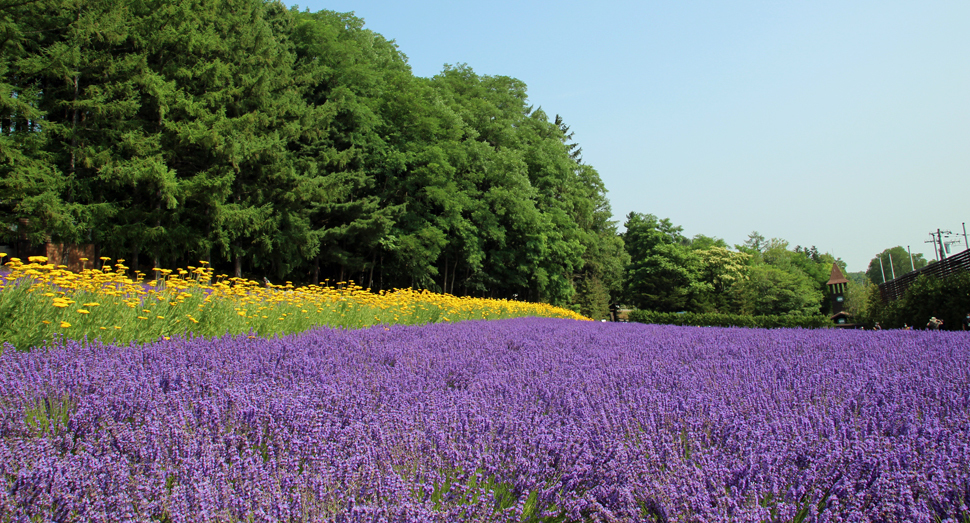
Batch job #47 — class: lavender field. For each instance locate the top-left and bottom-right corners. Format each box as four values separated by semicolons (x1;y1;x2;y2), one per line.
2;319;969;522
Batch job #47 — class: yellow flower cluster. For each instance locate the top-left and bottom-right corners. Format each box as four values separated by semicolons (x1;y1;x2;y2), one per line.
0;253;588;338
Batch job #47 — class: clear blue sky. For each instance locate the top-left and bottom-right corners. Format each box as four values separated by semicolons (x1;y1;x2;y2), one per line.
296;0;970;272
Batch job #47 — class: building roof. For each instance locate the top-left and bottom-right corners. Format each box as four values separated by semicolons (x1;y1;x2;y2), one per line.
826;263;849;285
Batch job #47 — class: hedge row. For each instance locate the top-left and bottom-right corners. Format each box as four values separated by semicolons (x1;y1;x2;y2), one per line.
626;310;831;329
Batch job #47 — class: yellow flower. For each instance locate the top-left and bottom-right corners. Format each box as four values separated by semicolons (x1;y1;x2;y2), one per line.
156;315;164;319
42;320;51;325
60;321;71;328
28;256;48;263
83;302;100;307
137;316;148;320
114;326;122;330
77;309;90;314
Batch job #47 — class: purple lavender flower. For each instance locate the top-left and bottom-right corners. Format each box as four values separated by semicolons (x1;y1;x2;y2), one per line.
0;319;968;521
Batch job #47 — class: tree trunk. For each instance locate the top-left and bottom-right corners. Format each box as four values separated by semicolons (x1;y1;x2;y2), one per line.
69;4;81;175
204;209;212;264
69;79;79;174
153;193;161;270
234;241;242;278
442;254;448;293
313;256;320;285
449;259;458;294
368;251;376;290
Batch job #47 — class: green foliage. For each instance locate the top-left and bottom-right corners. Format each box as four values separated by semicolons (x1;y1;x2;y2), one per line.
1;1;627;309
692;245;750;313
290;9;405;282
622;222;838;318
573;274;610;320
627;309;830;329
866;246;928;284
23;393;75;436
843;278;875;324
623;212;701;312
734;264;822;317
873;272;970;330
424;467;571;522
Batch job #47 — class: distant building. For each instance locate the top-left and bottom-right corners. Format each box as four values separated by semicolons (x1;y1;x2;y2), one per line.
826;263;855;327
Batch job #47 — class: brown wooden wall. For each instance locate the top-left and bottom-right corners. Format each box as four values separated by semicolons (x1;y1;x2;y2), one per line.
879;248;970;302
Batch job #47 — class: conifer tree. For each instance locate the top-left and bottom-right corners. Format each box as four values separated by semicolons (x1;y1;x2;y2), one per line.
141;0;305;276
290;9;404;284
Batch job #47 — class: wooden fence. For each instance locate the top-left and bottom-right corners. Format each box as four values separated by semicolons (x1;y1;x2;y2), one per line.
878;248;970;302
0;241;96;273
43;243;97;272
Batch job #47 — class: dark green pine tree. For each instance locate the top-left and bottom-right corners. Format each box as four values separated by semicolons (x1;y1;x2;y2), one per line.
290;9;404;285
0;0;95;250
37;0;179;269
140;0;307;277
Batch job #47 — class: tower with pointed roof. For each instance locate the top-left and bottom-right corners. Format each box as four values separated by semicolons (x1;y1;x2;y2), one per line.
826;263;849;322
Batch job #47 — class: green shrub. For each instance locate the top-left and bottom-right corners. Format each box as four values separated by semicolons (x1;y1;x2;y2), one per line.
627;310;830;329
876;271;970;330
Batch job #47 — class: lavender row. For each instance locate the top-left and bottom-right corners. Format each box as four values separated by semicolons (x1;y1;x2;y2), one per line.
1;319;969;522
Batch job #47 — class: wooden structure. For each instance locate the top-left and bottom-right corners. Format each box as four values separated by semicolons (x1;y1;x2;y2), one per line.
3;218;97;273
43;243;97;272
826;263;854;327
878;248;970;302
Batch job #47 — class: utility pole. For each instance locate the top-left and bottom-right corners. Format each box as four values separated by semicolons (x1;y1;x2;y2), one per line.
936;229;946;261
907;245;915;272
926;233;939;262
927;228;962;261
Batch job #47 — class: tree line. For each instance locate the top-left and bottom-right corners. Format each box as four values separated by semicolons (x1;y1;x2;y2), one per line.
0;0;627;314
2;0;856;320
622;213;846;318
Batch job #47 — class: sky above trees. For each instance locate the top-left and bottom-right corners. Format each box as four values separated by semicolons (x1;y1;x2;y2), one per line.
303;0;970;271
